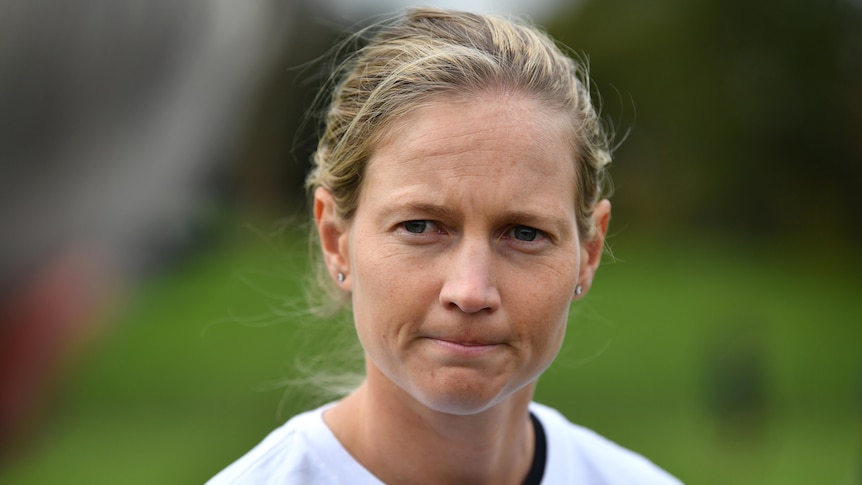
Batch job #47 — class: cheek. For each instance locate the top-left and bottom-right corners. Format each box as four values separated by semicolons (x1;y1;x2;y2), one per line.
352;233;443;299
355;249;417;305
524;306;570;383
529;302;570;353
512;266;576;350
349;242;432;339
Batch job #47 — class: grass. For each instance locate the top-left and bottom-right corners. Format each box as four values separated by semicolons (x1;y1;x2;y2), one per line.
2;226;859;484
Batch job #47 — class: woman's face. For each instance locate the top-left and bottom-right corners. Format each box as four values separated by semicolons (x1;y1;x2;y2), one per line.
316;91;609;415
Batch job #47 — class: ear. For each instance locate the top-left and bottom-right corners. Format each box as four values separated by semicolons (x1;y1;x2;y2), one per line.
574;199;611;299
314;187;352;290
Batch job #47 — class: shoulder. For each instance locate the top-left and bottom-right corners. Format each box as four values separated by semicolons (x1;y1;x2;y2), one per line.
205;403;382;485
530;402;683;484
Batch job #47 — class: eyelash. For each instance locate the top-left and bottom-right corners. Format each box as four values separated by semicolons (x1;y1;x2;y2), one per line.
400;220;442;234
398;221;548;244
503;225;546;243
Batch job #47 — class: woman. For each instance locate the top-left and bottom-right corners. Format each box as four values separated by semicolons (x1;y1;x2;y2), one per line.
209;8;681;484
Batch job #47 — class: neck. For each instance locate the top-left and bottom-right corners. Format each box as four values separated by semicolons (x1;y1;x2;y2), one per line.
324;363;537;485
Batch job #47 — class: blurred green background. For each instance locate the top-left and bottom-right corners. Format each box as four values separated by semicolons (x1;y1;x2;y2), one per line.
2;0;860;483
2;229;859;484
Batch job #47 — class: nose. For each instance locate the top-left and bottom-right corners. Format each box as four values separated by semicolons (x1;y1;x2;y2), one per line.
439;240;501;314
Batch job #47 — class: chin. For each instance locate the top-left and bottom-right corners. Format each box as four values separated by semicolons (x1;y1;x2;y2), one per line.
416;391;502;416
408;373;526;416
372;357;537;416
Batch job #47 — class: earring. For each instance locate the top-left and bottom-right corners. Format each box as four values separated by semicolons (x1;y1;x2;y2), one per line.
337;272;345;283
575;285;583;296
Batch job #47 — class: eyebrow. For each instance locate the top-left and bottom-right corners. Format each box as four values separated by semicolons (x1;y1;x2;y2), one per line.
498;210;574;238
379;201;457;221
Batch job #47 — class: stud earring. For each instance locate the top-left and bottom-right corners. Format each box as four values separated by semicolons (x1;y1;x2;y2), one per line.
575;285;583;296
337;272;345;283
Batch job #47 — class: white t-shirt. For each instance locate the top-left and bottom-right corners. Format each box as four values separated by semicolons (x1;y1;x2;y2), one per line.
207;402;682;484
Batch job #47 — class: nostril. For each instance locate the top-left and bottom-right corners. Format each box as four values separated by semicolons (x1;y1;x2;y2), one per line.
440;281;500;314
439;244;500;313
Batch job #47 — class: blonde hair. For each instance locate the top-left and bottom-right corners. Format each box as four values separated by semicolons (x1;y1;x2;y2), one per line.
305;7;612;312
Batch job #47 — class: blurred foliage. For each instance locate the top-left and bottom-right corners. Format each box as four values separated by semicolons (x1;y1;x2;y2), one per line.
544;0;862;242
231;0;862;245
228;2;338;215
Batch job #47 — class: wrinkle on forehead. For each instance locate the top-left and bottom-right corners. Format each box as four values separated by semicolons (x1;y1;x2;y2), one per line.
356;91;579;224
369;91;575;181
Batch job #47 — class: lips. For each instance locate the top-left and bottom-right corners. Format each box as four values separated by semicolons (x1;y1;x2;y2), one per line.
424;334;501;347
425;336;503;357
437;339;496;347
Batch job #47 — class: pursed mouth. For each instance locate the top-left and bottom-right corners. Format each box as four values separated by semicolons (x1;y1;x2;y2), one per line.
426;337;502;348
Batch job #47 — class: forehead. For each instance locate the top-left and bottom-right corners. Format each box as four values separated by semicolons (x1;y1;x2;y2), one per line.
376;90;575;163
358;91;578;213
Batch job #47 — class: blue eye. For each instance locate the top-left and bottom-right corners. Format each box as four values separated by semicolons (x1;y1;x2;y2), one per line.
403;221;429;233
512;226;539;241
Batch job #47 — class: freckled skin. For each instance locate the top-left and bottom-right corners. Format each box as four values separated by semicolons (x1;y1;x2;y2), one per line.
339;92;585;415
